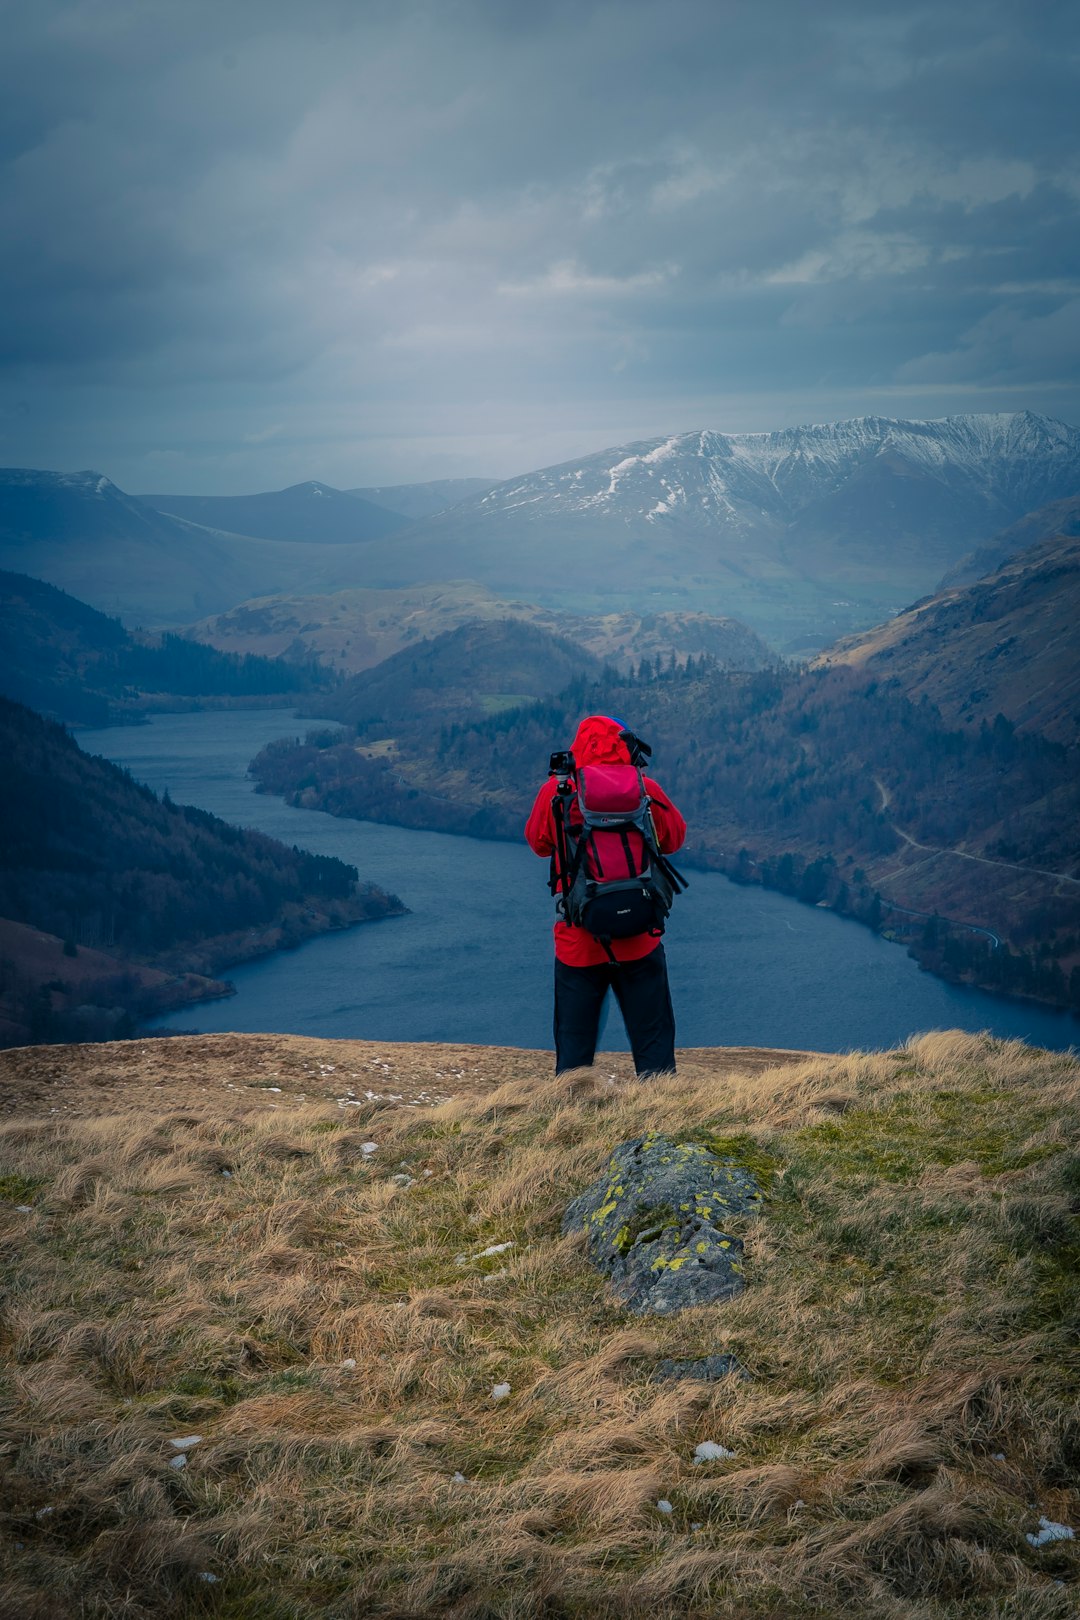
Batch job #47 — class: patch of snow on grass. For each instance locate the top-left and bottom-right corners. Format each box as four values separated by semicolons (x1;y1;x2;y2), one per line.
1027;1517;1074;1547
693;1441;736;1463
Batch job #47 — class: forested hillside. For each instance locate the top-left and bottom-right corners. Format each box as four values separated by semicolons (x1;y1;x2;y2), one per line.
0;698;404;1045
0;571;330;726
303;618;604;731
252;658;1080;1013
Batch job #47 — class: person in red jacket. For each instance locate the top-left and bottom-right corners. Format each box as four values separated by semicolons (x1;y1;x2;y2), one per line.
525;714;686;1077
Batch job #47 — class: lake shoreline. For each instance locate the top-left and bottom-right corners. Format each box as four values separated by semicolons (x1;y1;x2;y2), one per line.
251;765;1080;1025
78;710;1079;1055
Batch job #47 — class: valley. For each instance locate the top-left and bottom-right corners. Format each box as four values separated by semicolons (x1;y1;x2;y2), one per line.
4;409;1079;1036
247;507;1080;1015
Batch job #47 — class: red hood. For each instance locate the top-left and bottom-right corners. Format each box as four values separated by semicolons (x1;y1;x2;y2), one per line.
571;715;632;767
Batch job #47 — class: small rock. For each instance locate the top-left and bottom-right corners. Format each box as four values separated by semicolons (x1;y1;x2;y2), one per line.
15;1205;32;1214
1026;1517;1074;1547
690;1521;703;1532
220;1169;232;1178
362;1142;378;1155
451;1471;468;1484
340;1358;357;1371
169;1454;187;1470
35;1506;54;1519
391;1173;414;1187
991;1451;1006;1461
655;1499;674;1515
491;1382;511;1401
197;1572;218;1583
168;1435;203;1450
693;1441;736;1463
475;1241;514;1258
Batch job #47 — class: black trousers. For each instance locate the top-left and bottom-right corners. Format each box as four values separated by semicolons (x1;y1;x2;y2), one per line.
554;944;676;1077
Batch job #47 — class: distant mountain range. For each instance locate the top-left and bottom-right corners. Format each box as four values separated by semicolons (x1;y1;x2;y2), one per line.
358;412;1080;647
140;480;408;544
0;470;398;623
5;413;1079;643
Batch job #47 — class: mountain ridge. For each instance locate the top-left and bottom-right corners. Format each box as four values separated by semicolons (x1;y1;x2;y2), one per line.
6;412;1079;643
139;480;408;545
0;470;401;624
368;411;1080;647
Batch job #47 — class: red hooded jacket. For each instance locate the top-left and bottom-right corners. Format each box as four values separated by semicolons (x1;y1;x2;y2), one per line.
524;715;687;967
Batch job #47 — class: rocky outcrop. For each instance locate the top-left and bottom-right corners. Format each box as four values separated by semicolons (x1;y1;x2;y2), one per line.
561;1133;765;1315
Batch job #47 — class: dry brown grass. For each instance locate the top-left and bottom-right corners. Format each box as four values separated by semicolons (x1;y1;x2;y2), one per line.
0;1031;1077;1619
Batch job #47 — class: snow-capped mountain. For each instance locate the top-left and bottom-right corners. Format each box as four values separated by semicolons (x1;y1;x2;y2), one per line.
368;412;1080;647
477;413;1079;531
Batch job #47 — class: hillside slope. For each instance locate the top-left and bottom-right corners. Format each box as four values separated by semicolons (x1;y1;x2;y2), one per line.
817;533;1080;749
303;618;603;731
0;570;329;726
941;494;1080;589
189;581;770;675
0;1029;1076;1619
0;698;403;1045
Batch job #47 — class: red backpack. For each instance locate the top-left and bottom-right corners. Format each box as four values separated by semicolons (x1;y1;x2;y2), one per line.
550;763;687;960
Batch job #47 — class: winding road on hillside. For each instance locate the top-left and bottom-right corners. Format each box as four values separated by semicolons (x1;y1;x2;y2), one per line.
869;777;1080;950
873;778;1079;888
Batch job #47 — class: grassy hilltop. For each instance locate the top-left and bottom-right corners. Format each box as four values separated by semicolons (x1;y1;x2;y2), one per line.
0;1031;1077;1619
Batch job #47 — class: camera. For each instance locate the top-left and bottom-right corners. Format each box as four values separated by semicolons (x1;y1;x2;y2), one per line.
549;749;575;776
618;729;652;767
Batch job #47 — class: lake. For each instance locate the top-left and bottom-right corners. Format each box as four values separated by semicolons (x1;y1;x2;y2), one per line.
79;710;1078;1055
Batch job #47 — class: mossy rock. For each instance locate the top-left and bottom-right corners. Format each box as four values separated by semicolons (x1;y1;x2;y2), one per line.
561;1133;765;1315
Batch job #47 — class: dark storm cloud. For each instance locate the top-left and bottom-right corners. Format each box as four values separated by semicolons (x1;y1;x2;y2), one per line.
1;0;1078;489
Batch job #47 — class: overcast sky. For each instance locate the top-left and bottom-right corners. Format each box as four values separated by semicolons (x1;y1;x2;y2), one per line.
2;0;1078;492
